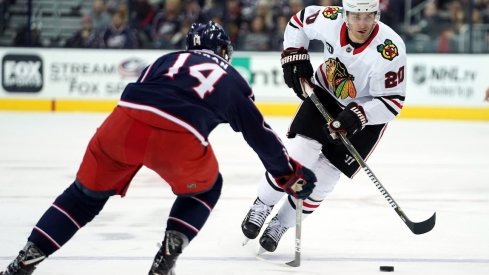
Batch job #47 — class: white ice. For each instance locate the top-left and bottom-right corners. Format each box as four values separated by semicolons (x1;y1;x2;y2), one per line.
0;112;488;275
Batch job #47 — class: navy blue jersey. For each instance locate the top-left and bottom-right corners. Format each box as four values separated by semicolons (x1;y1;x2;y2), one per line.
120;50;293;178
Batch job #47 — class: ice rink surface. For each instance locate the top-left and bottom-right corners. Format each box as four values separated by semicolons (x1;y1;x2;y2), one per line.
0;111;488;275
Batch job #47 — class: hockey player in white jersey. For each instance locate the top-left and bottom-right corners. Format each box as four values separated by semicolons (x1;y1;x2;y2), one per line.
241;0;407;252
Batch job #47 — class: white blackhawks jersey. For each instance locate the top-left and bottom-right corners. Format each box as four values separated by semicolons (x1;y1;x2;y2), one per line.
284;5;407;125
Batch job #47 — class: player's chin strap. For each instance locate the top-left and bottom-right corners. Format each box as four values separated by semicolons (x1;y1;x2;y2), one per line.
299;78;436;235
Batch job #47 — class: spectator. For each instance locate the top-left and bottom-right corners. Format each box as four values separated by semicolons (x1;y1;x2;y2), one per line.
481;0;489;23
468;8;488;52
100;11;138;48
437;25;458;53
270;15;287;51
288;0;304;16
318;0;341;5
168;19;192;49
240;0;257;20
222;0;243;46
271;0;293;17
65;15;100;48
105;0;126;14
116;1;130;23
129;0;155;47
151;0;184;48
13;22;42;47
88;0;111;31
184;0;208;23
207;10;223;26
202;0;225;16
404;0;450;52
239;16;270;51
445;1;466;31
254;0;274;31
130;0;154;29
379;0;404;33
436;0;466;53
0;0;10;34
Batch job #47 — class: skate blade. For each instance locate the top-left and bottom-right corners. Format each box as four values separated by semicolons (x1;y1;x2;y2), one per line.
242;237;250;246
257;246;267;255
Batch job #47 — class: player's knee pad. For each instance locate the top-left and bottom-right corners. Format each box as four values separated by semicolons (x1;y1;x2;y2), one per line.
166;173;222;241
28;181;109;255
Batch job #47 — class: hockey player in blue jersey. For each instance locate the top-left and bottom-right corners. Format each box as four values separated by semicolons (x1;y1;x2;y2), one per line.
0;21;316;275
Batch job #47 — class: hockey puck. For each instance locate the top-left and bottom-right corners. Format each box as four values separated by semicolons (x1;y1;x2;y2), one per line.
379;266;394;272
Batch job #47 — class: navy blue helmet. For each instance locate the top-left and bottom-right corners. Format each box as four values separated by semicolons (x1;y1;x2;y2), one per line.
186;21;233;61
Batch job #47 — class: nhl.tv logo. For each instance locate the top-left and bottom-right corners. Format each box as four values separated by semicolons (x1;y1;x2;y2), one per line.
2;54;43;92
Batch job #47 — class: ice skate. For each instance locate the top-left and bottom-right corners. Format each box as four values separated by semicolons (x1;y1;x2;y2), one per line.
259;216;289;252
241;198;273;243
0;242;46;275
149;231;189;275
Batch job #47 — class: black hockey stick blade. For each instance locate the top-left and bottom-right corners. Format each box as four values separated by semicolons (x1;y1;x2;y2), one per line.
407;212;436;235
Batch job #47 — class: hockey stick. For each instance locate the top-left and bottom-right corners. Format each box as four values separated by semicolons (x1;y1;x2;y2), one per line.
285;197;302;267
299;79;436;235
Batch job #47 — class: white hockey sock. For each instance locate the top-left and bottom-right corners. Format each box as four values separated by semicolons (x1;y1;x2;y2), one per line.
256;172;286;206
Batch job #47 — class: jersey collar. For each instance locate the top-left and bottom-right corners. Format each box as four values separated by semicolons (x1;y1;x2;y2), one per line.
340;22;379;55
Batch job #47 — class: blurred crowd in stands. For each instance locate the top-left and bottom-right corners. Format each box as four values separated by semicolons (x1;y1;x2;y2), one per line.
1;0;489;53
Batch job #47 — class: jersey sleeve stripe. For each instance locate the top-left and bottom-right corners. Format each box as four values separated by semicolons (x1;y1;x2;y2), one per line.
377;97;400;116
385;97;403;109
377;95;405;108
383;95;406;101
292;14;303;28
299;8;305;22
288;21;299;29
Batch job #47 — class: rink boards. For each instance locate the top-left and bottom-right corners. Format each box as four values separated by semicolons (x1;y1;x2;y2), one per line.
0;48;488;120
